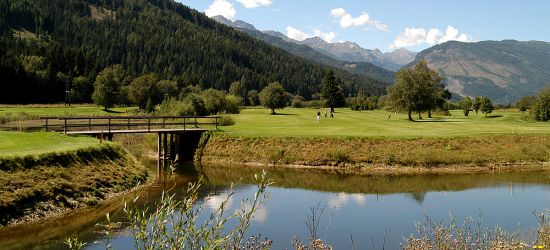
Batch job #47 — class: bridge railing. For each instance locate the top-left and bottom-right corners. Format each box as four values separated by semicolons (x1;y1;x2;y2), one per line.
41;116;220;133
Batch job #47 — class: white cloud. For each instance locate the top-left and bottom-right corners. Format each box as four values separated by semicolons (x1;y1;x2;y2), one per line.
286;26;337;43
390;25;471;49
330;8;388;31
286;26;311;41
328;192;368;210
314;29;337;43
205;0;236;20
236;0;272;8
330;8;346;18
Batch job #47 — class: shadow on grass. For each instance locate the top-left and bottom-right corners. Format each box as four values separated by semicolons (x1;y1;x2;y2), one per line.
415;120;464;123
485;115;503;118
104;109;124;114
270;113;297;116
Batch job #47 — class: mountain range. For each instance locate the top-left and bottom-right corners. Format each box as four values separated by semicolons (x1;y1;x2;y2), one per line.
1;0;549;104
412;40;550;103
211;16;416;72
213;16;550;103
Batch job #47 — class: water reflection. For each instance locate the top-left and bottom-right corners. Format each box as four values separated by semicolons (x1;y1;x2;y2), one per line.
328;192;368;209
0;163;548;250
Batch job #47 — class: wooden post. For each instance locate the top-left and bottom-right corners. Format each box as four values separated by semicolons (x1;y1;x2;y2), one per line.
163;132;168;160
64;119;67;134
108;118;111;133
170;133;175;161
148;118;151;132
89;118;92;131
157;132;162;170
45;118;48;131
175;133;180;160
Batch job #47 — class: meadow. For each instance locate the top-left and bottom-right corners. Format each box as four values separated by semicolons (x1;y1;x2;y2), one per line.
223;107;546;138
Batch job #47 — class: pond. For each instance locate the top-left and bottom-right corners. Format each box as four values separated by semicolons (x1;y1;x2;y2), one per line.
0;163;548;250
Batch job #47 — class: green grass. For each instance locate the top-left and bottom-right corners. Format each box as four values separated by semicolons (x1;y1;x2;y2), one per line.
0;131;101;157
0;104;135;118
223;108;547;138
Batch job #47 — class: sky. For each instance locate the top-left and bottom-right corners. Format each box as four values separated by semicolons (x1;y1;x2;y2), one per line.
177;0;549;52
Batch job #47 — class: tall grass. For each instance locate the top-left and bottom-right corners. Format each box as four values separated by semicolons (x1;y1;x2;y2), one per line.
202;135;550;169
67;170;273;250
402;210;550;249
0;112;40;124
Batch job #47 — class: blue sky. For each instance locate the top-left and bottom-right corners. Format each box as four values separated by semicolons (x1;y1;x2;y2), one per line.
178;0;549;52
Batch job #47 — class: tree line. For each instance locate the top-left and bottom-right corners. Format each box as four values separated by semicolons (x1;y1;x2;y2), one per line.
514;87;550;121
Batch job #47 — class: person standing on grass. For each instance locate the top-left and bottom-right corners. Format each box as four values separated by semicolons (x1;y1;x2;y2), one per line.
316;110;321;123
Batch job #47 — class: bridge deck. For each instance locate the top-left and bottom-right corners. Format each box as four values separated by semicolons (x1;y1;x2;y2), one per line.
40;115;220;135
65;128;209;135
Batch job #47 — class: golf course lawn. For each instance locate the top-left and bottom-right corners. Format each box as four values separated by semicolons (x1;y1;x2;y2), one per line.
0;131;101;157
222;108;548;138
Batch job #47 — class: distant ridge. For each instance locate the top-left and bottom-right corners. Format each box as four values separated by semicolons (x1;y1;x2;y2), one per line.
211;15;395;83
412;40;550;103
211;15;416;72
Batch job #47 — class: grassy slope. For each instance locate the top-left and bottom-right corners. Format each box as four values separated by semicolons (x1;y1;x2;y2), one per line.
223;108;545;138
0;131;100;157
0;131;147;226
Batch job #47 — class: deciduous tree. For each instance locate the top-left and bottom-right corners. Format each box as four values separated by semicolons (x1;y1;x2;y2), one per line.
128;73;161;110
480;96;494;117
530;86;550;121
516;96;536;112
472;96;482;115
259;82;289;114
386;61;444;121
92;65;127;110
461;96;472;116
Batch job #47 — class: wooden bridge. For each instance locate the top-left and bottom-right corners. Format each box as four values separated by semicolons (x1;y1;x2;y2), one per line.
41;116;220;163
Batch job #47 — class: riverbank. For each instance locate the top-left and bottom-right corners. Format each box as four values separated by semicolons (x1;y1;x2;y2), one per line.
200;134;550;173
0;132;148;227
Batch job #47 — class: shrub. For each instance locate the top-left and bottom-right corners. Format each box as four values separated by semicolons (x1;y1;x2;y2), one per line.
224;95;241;114
157;98;194;116
327;149;351;163
247;90;260;106
202;88;226;114
291;96;305;108
217;114;235;126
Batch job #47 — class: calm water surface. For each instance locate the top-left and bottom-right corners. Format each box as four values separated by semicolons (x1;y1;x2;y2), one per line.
0;164;548;250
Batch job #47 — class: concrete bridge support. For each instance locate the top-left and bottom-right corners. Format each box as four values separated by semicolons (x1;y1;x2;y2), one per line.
157;131;204;169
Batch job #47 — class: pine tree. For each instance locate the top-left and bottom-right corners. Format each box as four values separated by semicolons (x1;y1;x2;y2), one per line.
321;70;345;114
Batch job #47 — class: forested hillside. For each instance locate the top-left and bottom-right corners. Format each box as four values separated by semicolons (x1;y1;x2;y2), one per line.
0;0;389;103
